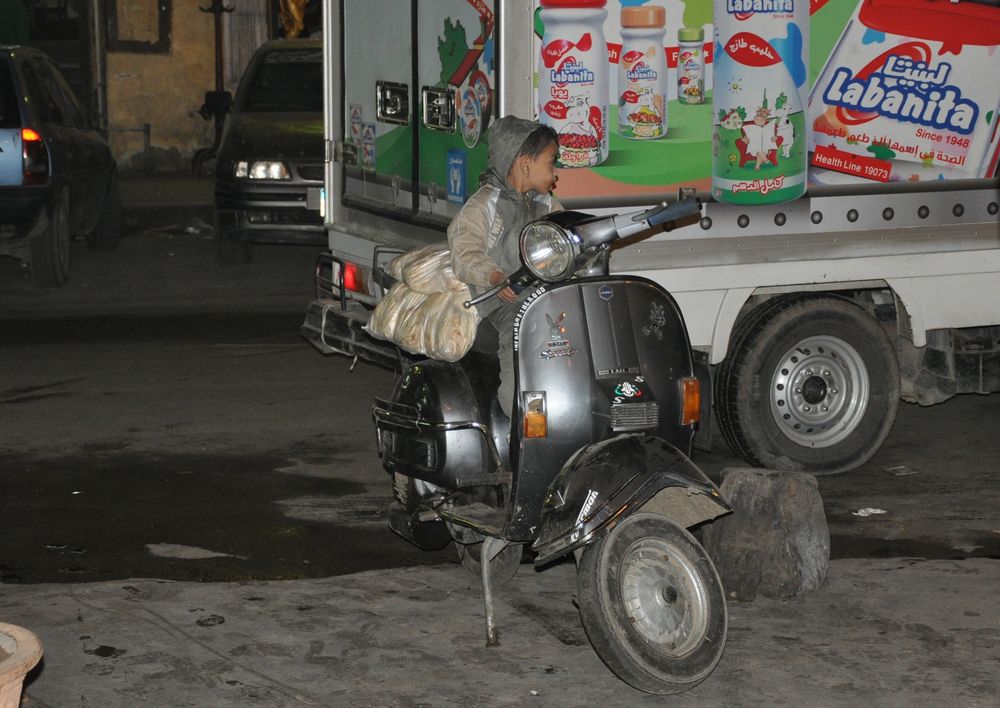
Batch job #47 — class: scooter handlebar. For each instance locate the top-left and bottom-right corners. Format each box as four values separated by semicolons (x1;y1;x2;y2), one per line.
644;196;701;227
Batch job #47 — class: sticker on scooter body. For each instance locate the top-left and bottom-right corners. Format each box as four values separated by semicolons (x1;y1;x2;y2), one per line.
642;301;667;340
539;311;577;359
575;489;600;525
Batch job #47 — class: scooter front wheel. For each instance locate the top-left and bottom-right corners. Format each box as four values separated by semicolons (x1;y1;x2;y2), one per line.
576;513;727;694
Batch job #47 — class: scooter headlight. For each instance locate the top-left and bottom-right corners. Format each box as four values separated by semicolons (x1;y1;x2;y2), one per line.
519;221;578;282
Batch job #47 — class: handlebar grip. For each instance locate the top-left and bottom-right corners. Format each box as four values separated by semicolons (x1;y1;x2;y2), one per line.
646;196;701;227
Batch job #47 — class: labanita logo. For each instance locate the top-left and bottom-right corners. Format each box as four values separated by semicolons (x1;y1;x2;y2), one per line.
727;0;794;16
823;53;979;135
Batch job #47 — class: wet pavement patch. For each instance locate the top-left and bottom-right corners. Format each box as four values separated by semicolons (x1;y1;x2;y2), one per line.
0;449;452;584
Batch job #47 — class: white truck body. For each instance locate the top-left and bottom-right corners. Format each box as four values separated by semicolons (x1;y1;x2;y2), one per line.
305;0;1000;472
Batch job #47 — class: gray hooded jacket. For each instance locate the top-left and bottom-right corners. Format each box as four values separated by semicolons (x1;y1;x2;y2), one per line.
447;116;560;311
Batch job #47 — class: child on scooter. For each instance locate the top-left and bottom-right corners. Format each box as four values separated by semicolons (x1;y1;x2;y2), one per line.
448;116;561;417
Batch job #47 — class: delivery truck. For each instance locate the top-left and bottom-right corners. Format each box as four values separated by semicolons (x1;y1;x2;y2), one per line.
302;0;1000;474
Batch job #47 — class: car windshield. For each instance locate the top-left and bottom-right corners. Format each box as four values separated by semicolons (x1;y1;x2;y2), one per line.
242;49;322;113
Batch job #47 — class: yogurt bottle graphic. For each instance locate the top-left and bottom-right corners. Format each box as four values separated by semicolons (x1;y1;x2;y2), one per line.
677;27;705;105
539;0;608;167
618;5;668;139
712;0;808;204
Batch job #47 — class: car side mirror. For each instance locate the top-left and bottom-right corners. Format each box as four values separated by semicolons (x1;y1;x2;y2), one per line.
199;90;233;120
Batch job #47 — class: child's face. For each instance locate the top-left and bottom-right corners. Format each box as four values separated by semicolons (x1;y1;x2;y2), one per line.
524;143;559;193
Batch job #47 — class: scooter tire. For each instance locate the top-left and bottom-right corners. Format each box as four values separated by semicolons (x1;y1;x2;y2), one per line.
576;513;727;694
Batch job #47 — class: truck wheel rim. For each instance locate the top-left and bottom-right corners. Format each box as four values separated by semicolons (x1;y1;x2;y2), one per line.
620;537;708;655
769;334;869;448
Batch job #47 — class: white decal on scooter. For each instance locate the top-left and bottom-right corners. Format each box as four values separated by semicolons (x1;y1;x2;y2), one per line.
642;301;667;340
576;489;599;525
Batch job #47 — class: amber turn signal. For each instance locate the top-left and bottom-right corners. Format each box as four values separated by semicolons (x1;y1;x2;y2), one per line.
522;391;548;438
680;376;701;426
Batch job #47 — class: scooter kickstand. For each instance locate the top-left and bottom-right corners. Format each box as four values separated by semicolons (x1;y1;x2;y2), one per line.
481;536;506;647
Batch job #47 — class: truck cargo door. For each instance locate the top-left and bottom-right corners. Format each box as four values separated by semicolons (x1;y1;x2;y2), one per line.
415;0;496;222
341;0;416;219
339;0;496;225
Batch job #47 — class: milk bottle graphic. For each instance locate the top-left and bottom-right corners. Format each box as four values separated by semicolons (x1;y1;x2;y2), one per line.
618;5;668;140
712;0;808;204
538;0;609;167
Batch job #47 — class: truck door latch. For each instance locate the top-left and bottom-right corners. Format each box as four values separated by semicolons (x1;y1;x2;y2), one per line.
376;80;409;125
422;87;455;132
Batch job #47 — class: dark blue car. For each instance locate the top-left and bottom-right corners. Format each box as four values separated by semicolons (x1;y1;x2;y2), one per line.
0;45;120;286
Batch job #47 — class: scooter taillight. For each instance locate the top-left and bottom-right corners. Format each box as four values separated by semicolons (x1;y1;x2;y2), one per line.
680;377;701;426
21;127;49;185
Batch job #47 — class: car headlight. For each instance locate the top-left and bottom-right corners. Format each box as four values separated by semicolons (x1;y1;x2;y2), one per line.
519;221;578;282
235;160;291;180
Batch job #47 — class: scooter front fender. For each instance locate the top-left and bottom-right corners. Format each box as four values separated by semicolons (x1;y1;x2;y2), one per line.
531;434;730;566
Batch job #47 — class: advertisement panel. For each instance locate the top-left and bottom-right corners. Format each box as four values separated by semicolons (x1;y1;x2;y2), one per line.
532;0;1000;202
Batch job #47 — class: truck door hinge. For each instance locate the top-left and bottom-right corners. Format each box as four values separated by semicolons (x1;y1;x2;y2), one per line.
331;139;358;166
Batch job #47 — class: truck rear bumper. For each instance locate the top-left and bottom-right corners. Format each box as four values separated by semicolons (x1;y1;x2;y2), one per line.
301;298;407;371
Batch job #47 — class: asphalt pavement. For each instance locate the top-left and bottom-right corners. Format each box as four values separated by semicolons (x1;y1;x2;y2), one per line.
1;174;998;707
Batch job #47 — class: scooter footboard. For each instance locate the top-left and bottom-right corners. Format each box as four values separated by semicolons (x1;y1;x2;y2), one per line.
532;434;730;566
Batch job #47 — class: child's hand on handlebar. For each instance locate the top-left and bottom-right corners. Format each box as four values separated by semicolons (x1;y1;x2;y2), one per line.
489;270;518;303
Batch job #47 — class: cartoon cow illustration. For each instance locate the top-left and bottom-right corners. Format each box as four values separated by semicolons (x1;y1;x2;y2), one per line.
565;96;598;138
775;102;795;159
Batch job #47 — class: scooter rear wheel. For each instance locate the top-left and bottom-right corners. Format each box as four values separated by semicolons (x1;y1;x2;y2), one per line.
577;513;726;694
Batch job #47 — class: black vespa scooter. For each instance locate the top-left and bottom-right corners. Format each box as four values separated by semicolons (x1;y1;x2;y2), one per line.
372;194;731;694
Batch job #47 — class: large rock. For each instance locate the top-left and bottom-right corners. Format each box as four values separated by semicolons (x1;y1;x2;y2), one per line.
702;468;829;602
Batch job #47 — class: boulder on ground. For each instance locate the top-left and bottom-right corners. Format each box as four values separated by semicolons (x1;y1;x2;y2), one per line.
702;468;829;602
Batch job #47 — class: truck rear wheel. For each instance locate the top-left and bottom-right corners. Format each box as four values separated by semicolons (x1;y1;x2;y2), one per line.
715;295;899;474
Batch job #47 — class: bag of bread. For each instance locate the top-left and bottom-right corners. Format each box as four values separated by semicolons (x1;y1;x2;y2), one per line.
366;282;426;342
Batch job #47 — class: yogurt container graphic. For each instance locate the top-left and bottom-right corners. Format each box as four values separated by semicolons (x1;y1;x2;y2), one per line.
677;27;705;105
538;0;609;167
712;0;809;204
808;0;1000;184
618;5;668;139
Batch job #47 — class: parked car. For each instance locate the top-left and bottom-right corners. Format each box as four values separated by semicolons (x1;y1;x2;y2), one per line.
214;39;324;261
0;46;121;287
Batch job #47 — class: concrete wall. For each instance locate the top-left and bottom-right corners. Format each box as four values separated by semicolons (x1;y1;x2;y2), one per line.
106;1;215;173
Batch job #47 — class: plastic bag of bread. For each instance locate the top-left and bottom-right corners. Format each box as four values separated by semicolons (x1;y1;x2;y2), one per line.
427;289;479;361
366;282;426;342
387;244;464;295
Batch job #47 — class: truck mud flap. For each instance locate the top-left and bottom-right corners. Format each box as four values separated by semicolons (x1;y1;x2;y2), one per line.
301;298;406;371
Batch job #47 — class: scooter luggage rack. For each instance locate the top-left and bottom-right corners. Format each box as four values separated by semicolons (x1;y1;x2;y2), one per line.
372;397;509;486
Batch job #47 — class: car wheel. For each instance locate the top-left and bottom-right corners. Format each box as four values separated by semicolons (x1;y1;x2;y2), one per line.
30;191;71;287
86;172;123;250
715;295;900;474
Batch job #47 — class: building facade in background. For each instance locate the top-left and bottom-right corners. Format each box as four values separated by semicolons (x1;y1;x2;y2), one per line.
4;0;319;172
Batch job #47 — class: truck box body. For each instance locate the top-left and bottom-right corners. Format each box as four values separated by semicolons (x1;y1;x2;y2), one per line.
304;0;1000;472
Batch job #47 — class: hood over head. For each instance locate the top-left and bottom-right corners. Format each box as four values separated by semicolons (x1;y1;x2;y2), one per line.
482;116;543;191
